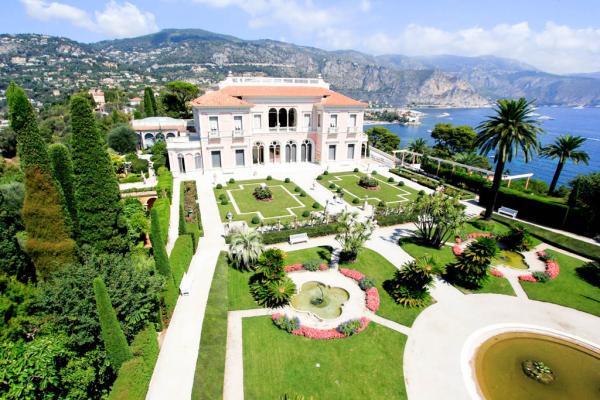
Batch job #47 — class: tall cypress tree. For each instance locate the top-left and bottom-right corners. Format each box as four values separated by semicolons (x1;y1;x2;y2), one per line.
70;95;129;253
49;143;78;234
143;87;156;117
93;276;132;372
150;207;172;280
7;83;75;279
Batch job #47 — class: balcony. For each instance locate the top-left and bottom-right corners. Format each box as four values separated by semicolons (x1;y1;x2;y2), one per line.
207;130;249;139
264;126;299;133
347;126;360;135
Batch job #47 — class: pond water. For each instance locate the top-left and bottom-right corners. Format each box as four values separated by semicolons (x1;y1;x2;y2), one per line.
493;250;529;270
290;281;349;320
475;332;600;400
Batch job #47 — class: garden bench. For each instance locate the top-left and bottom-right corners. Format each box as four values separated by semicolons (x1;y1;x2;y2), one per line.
289;232;309;245
179;272;191;296
498;206;518;219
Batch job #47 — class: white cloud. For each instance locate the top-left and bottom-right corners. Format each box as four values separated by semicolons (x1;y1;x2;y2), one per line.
21;0;158;38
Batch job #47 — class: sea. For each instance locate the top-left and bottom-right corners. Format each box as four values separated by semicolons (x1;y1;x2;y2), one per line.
366;106;600;188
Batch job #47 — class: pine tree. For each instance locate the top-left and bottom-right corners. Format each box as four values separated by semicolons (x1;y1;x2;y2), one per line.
93;276;132;372
150;207;172;280
70;94;130;253
49;143;78;234
7;84;75;278
144;87;156;117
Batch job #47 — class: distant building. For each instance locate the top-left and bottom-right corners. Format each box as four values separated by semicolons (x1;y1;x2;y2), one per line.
166;75;368;175
129;97;142;107
88;89;105;111
131;116;188;149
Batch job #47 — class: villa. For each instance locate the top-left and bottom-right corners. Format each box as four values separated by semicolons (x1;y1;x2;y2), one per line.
166;75;369;176
132;116;189;149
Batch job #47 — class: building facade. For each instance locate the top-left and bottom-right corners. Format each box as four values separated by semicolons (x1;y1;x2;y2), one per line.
132;117;189;149
167;76;368;175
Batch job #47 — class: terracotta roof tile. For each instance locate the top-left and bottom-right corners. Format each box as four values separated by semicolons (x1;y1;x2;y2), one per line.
190;91;253;107
321;91;367;107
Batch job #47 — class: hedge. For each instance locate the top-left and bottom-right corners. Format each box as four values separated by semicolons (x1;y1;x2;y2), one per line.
480;186;591;235
389;168;475;200
170;234;194;286
152;198;170;244
156;166;173;200
421;161;488;192
492;214;600;261
108;326;159;400
181;181;203;249
374;213;412;227
259;223;341;245
93;277;132;372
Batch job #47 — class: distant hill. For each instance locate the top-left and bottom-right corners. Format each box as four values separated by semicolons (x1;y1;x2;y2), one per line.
2;28;600;107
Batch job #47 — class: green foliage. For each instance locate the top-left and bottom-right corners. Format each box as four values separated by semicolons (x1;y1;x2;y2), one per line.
160;81;200;119
250;276;296;307
70;95;129;253
301;210;310;217
253;185;272;200
251;215;261;225
93;276;133;372
312;202;320;209
152;198;170;243
431;123;477;155
48;143;78;232
156;166;173;200
228;229;264;271
316;175;323;180
358;276;376;290
323;170;329;175
0;127;17;158
365;126;400;153
0;275;37;341
471;219;495;232
150;207;172;280
149;141;168;169
143;87;157;117
123;199;148;243
303;259;322;271
258;223;341;245
568;172;600;235
541;134;589;194
255;248;286;281
384;256;441;307
445;237;499;289
532;271;551;283
353;167;359;172
272;314;300;333
229;178;235;184
373;212;412;227
387;176;395;183
108;125;138;154
267;175;273;180
284;177;290;183
170;234;193;286
336;319;363;336
336;211;376;261
358;175;378;188
501;223;534;251
407;192;467;248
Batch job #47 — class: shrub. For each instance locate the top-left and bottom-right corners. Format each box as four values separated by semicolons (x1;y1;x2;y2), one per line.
251;215;261;225
303;259;322;271
377;201;386;207
374;213;412;227
218;193;227;201
284;177;290;183
169;234;193;286
336;187;343;194
253;186;272;200
418;190;425;196
501;223;533;251
300;191;307;197
532;271;551;283
316;175;323;180
387;177;395;183
384;256;441;307
250;277;296;307
359;175;378;188
272;314;300;333
301;210;310;218
329;183;336;189
216;183;223;189
358;276;376;290
150;207;171;279
294;186;301;192
352;198;360;204
228;178;235;184
312;202;320;209
472;219;495;232
444;237;499;289
93;277;132;372
398;181;405;186
353;168;359;172
266;175;273;180
372;170;378;175
336;319;363;336
156;167;173;200
323;170;329;175
221;198;229;205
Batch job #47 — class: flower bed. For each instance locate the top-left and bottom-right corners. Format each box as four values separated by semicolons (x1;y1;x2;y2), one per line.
365;287;380;312
452;245;463;256
466;232;494;239
358;175;379;190
518;250;560;283
272;313;370;339
284;263;329;273
340;268;380;312
490;268;504;278
340;268;365;281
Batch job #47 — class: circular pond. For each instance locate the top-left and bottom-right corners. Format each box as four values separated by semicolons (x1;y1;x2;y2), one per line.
290;281;349;320
493;250;528;269
474;332;600;399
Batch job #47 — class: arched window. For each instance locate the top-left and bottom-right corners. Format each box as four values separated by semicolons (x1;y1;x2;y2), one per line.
301;139;313;162
268;108;277;128
269;141;281;163
285;141;297;163
278;108;287;127
144;133;154;148
288;108;297;127
166;132;176;139
194;153;202;169
155;132;165;142
252;142;265;164
361;143;368;158
177;153;186;173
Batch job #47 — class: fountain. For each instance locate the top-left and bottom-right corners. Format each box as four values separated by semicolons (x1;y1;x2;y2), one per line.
291;281;349;320
474;332;600;399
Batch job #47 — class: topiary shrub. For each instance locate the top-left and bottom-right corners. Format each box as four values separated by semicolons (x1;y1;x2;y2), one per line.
388;177;395;183
336;187;343;194
316;175;323;180
216;183;223;189
253;186;273;200
378;201;385;207
359;175;379;189
300;191;307;197
359;276;376;290
251;215;261;225
418;190;425;196
336;319;362;336
218;193;227;201
312;202;320;209
221;198;229;205
398;181;405;186
323;170;329;175
371;170;378;175
228;178;235;184
353;167;359;172
302;210;310;218
294;186;301;192
266;175;273;180
352;198;360;204
532;271;551;283
303;259;322;271
284;177;290;183
329;183;336;189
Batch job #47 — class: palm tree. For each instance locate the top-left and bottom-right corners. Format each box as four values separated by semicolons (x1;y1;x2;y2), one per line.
408;138;429;154
540;134;589;194
475;98;542;219
228;228;264;270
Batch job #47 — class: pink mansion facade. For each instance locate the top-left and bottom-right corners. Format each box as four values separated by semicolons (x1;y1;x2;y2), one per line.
166;76;368;175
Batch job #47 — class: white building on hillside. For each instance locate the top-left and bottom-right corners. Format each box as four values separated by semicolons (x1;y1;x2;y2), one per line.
132;117;189;149
166;75;368;175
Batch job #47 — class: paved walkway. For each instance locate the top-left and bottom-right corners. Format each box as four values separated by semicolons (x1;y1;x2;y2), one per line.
147;173;226;400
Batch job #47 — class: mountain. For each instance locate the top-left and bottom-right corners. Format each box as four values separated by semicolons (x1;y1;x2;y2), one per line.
1;28;599;108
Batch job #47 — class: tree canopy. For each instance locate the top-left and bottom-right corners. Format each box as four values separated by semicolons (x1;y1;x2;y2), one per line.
431;123;477;156
107;124;138;154
365;126;400;154
160;81;200;119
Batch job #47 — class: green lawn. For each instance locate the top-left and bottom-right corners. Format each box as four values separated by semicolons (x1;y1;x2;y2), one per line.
243;316;408;400
214;178;321;226
285;246;332;266
459;219;510;237
320;171;420;207
342;248;431;327
520;249;600;317
455;276;516;296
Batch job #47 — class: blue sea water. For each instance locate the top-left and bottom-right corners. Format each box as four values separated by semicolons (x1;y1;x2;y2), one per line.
366;106;600;187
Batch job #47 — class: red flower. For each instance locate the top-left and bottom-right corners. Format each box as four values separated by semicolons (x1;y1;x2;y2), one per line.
339;268;365;281
365;287;380;312
519;274;537;282
452;245;463;256
490;268;504;278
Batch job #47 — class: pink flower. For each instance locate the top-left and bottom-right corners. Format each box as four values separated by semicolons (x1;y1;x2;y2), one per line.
284;264;304;272
490;268;504;278
536;250;547;258
365;287;380;312
271;313;284;320
339;268;365;281
319;263;329;271
452;245;463;256
519;274;538;282
545;260;560;279
467;232;494;239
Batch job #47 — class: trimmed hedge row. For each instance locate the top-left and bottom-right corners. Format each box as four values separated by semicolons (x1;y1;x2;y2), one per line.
170;234;194;286
260;223;342;245
156;166;173;200
375;213;412;227
389;168;474;199
152;198;170;244
108;326;159;400
492;214;600;261
181;180;203;249
421;161;488;192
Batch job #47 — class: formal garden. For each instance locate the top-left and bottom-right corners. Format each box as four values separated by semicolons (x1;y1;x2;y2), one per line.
318;169;421;207
213;177;322;226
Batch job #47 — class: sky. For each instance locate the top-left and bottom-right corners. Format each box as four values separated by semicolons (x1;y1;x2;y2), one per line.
4;0;600;74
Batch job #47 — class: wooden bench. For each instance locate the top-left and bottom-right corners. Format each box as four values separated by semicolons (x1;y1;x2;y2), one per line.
289;233;309;245
498;206;518;219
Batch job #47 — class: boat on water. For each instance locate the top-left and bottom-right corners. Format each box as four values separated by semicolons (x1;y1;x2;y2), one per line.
437;112;450;117
573;105;585;109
